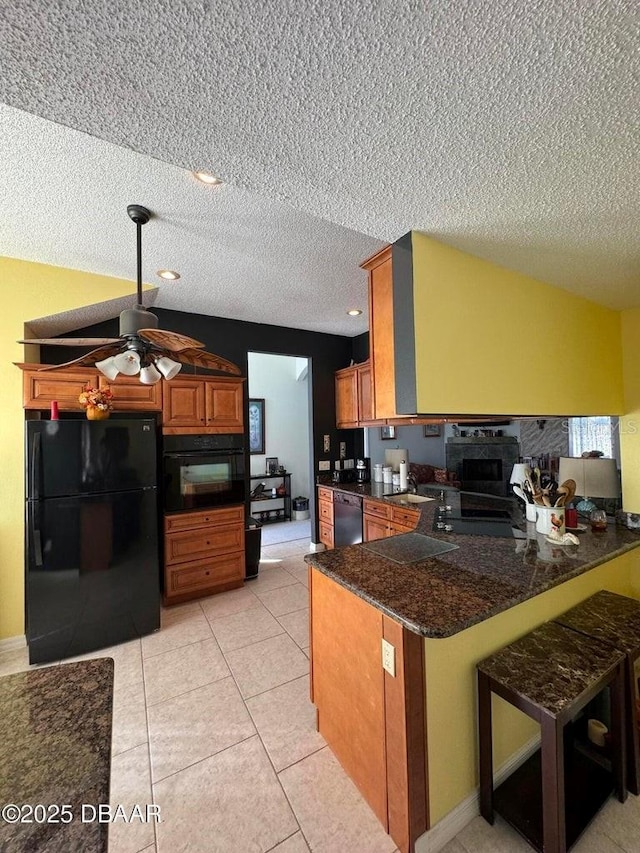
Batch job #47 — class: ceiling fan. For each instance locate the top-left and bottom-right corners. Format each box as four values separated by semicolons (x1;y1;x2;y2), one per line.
18;205;241;384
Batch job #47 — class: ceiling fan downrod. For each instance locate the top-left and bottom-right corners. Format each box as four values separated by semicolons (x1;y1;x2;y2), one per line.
122;205;158;335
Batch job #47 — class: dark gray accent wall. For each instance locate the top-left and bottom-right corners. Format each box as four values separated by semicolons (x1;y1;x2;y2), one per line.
392;232;418;414
42;309;361;542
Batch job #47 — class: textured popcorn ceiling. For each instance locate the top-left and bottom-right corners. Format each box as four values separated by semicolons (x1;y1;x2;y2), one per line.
1;0;640;338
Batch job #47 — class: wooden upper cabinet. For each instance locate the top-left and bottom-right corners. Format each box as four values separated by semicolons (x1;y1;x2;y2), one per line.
163;375;244;434
336;366;358;428
20;365;99;411
335;360;374;428
98;374;162;411
362;246;397;420
162;379;206;428
204;379;243;429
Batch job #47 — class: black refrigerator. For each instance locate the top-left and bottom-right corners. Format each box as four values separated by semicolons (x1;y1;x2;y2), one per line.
25;419;161;664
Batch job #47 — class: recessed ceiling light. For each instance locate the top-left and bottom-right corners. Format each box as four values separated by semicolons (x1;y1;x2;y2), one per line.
347;309;363;316
157;269;181;281
193;171;223;186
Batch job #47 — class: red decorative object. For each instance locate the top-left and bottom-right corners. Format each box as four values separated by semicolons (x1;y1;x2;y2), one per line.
50;401;59;420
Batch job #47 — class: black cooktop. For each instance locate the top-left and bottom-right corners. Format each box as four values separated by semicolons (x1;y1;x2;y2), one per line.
433;495;526;538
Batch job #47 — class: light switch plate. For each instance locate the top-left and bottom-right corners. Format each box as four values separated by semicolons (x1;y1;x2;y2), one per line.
339;441;346;459
381;639;396;677
323;434;330;452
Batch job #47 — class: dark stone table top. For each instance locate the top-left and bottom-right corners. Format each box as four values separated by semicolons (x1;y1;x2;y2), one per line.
477;621;624;718
555;590;640;655
305;484;640;638
0;658;114;853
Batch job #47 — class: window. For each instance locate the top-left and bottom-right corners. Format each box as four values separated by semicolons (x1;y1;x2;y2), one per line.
568;417;614;458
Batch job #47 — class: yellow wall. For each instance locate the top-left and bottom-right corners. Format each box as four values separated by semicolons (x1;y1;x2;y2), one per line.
620;308;640;512
0;256;144;641
410;233;624;417
424;548;640;825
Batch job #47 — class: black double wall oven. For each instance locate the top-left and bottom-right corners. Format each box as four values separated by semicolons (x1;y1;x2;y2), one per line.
163;433;245;514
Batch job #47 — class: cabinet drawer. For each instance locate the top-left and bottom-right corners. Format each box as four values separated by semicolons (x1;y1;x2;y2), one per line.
319;520;334;549
319;499;334;524
164;505;244;533
363;499;391;520
166;552;244;596
390;506;420;529
165;523;244;565
318;487;333;503
389;523;416;536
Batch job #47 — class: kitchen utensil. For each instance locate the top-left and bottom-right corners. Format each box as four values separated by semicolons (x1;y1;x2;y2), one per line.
512;485;527;502
554;479;576;507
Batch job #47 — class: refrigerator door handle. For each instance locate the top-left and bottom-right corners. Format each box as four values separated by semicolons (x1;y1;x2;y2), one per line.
30;505;44;567
30;431;42;500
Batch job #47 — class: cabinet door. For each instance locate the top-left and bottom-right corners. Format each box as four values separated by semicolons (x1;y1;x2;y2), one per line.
21;366;99;411
99;374;162;412
319;520;334;549
362;246;398;420
162;379;206;427
363;514;390;542
318;499;334;525
165;552;244;601
357;362;375;424
204;378;244;432
335;367;358;428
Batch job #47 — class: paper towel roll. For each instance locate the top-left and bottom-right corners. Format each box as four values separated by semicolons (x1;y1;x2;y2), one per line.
399;460;408;490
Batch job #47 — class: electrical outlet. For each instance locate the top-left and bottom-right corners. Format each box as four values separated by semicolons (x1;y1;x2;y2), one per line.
323;434;330;453
339;442;346;459
381;639;396;677
318;460;330;471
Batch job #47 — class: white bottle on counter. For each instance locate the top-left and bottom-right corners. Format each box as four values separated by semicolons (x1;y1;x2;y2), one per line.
382;466;393;485
373;463;384;482
399;460;408;491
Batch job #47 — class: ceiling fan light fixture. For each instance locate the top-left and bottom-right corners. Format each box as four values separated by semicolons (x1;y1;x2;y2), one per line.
155;355;182;380
157;269;181;281
95;356;120;381
113;350;141;376
193;171;222;186
139;363;162;385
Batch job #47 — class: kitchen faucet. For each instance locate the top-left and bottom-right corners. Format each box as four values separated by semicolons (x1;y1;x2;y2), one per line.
407;473;418;494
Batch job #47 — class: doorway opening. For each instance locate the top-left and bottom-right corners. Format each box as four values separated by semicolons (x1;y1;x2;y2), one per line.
247;352;313;549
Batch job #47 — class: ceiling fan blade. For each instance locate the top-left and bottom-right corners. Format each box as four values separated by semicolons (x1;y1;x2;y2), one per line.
178;348;242;375
18;337;122;347
138;329;205;352
35;343;125;371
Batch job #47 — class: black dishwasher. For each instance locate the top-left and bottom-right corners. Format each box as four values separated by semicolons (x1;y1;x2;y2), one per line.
333;492;363;546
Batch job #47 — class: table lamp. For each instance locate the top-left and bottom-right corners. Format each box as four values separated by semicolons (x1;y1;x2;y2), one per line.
557;457;620;514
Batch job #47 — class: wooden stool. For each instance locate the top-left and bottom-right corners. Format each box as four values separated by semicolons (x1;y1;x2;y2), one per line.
478;622;626;853
554;589;640;796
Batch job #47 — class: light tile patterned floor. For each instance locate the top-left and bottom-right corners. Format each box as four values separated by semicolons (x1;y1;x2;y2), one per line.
2;537;640;852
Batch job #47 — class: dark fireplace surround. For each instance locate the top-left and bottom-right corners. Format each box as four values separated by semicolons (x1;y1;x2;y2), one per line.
446;437;520;496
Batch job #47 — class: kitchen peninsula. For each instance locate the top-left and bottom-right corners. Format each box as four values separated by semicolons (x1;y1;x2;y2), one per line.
305;484;640;853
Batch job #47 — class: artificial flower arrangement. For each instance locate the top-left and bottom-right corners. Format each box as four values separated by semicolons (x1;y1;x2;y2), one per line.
78;384;114;411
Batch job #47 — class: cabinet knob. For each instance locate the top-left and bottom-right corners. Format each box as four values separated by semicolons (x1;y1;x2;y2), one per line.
205;571;210;575
206;541;210;545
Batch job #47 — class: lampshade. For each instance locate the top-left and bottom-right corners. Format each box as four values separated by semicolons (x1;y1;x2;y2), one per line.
113;350;141;376
95;356;120;381
558;456;619;513
139;363;162;385
509;463;531;486
155;355;182;380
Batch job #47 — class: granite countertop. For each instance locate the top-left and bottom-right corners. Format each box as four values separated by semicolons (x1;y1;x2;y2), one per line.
306;483;640;638
0;658;114;853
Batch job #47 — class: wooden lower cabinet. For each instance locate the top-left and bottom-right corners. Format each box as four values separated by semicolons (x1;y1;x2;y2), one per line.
163;505;245;604
318;487;334;549
363;498;420;541
309;568;428;852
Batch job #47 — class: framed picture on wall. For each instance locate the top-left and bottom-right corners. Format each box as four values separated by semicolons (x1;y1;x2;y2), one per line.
265;457;279;475
423;424;442;437
248;398;265;454
380;426;396;440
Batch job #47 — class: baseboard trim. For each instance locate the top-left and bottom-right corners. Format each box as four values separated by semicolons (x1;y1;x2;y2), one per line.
0;634;27;653
415;734;541;853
